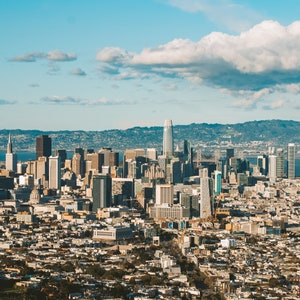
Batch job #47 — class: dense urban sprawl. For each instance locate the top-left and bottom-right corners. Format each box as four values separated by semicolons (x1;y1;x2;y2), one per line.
0;121;300;299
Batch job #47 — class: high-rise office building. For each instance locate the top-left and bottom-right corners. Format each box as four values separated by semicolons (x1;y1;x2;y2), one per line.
155;184;173;205
146;148;157;161
55;149;67;168
49;156;61;190
92;174;112;211
112;178;134;205
170;158;182;184
5;134;17;172
276;148;284;178
75;147;85;177
183;140;193;178
36;156;48;186
226;148;234;160
99;148;119;169
268;155;277;182
213;170;222;195
163;119;174;157
36;135;52;159
72;153;83;177
287;143;296;179
183;140;192;162
90;153;104;173
257;154;268;176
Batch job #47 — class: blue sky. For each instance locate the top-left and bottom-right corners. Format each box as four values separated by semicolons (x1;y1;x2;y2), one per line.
2;0;300;131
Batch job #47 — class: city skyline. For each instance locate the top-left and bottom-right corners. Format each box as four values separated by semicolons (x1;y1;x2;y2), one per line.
2;0;300;131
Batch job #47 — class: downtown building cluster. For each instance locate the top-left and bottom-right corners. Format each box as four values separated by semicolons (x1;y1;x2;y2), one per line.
0;121;300;299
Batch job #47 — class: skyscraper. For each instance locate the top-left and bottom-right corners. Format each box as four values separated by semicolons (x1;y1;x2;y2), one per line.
72;153;83;177
287;143;295;179
226;148;234;161
5;134;17;172
213;170;222;195
146;148;157;161
36;156;48;186
55;149;67;168
276;148;284;178
200;168;213;219
49;156;61;190
92;174;112;212
163;119;174;157
268;155;277;182
36;135;52;159
183;140;193;178
257;154;268;176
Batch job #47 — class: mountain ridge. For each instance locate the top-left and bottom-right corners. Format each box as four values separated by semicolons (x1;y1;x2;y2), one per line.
0;119;299;152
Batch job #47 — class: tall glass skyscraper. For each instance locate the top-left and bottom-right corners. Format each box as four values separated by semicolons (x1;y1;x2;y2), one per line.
36;135;52;159
276;148;284;178
287;143;295;179
163;119;174;157
92;174;112;212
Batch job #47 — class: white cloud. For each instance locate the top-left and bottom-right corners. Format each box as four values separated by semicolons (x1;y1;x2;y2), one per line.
9;52;46;62
87;97;135;106
253;88;272;100
39;96;135;106
10;50;77;62
40;96;80;105
47;50;77;61
164;0;262;32
96;20;300;93
263;99;286;110
96;47;132;65
231;98;258;110
71;68;87;76
284;83;300;94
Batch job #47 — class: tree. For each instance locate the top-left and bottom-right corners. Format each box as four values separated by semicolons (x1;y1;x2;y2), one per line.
110;283;130;299
85;264;105;278
269;277;281;288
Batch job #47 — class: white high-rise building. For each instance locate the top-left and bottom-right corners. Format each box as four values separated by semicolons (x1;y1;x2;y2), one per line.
146;148;157;161
268;155;277;182
155;184;173;205
163;120;174;157
287;143;296;179
49;156;61;190
5;134;17;172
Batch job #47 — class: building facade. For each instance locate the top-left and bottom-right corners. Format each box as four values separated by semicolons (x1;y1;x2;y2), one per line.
92;174;112;211
36;135;52;160
287;143;295;179
163;119;174;157
5;134;17;172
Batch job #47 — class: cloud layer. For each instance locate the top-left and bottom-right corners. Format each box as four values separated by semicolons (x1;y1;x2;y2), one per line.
10;50;77;62
71;68;87;76
39;96;134;106
96;20;300;93
165;0;262;32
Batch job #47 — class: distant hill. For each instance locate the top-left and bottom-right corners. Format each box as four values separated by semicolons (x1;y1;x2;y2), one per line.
0;119;299;152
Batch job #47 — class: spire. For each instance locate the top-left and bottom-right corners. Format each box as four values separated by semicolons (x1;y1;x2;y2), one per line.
7;133;12;154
